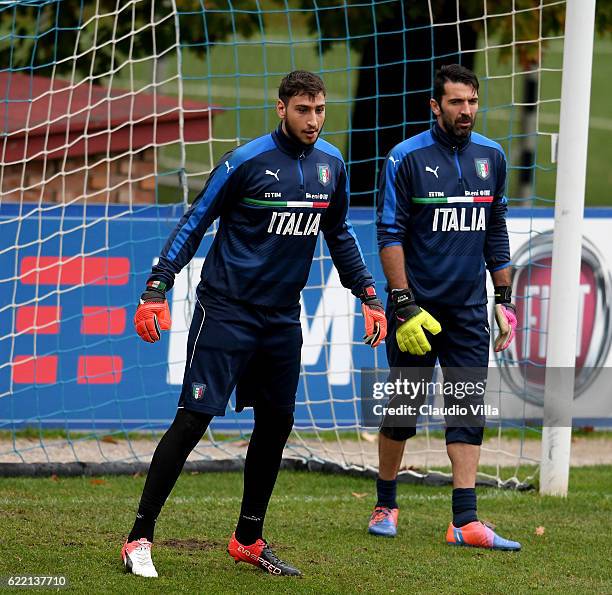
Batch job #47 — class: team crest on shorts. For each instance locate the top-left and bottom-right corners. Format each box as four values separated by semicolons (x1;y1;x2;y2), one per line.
317;163;331;186
474;158;490;180
192;383;206;400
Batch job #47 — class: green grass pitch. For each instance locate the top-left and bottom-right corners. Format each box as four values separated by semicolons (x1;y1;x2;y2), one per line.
0;467;610;593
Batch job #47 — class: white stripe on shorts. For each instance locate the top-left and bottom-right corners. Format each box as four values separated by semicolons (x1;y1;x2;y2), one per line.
188;298;206;370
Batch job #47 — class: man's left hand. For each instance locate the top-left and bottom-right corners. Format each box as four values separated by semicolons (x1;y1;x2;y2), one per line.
360;286;387;348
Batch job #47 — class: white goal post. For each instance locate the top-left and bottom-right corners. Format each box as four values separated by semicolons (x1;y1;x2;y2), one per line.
540;0;597;496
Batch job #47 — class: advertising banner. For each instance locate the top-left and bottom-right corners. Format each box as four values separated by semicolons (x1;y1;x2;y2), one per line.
1;205;611;429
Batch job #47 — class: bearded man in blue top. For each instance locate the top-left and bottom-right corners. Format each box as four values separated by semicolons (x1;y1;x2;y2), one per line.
368;65;520;552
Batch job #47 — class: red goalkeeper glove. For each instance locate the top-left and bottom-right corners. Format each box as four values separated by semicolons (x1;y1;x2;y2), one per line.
493;285;517;352
133;280;172;343
359;286;387;348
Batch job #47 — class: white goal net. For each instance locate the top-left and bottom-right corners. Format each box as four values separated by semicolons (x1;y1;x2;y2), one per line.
1;0;584;487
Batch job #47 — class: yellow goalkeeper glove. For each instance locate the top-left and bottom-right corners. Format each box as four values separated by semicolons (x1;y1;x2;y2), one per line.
391;289;441;356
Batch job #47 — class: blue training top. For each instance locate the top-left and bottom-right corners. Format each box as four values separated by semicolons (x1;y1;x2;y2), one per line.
149;125;373;307
376;122;511;306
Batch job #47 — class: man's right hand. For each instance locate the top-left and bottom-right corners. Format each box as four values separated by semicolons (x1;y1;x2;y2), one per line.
133;281;172;343
391;289;441;356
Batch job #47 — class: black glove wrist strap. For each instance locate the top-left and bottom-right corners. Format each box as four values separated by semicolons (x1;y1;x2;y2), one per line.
141;280;166;303
390;288;415;306
494;285;512;304
359;285;379;303
140;279;167;303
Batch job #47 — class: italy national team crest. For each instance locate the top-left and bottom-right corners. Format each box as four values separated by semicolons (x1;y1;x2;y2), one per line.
192;383;206;400
474;158;490;180
317;163;331;186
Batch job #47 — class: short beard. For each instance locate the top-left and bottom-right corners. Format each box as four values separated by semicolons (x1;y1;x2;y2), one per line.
283;117;320;146
440;107;474;139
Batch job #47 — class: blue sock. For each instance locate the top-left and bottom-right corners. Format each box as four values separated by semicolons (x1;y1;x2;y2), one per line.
452;488;478;527
376;477;398;509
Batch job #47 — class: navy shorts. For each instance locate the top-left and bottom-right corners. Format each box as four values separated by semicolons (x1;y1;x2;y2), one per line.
382;300;490;445
178;290;302;416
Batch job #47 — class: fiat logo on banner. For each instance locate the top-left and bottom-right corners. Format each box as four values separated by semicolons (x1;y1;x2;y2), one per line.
494;232;612;405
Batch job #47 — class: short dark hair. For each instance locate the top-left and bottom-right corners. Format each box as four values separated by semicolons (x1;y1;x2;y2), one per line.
433;64;479;105
278;70;326;105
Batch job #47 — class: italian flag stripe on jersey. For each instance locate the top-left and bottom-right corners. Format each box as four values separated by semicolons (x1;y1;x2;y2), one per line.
243;198;329;208
412;196;494;204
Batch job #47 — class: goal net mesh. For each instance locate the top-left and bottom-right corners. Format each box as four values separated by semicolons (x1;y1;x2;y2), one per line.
0;0;567;485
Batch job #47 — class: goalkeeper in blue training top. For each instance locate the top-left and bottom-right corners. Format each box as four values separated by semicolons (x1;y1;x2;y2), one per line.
368;64;520;551
121;70;387;578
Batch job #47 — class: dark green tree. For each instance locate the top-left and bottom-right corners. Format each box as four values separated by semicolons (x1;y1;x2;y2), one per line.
2;0;610;205
0;0;260;77
297;0;611;204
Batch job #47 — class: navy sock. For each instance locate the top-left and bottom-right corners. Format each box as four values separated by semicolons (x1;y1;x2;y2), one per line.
452;487;478;527
376;478;398;509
